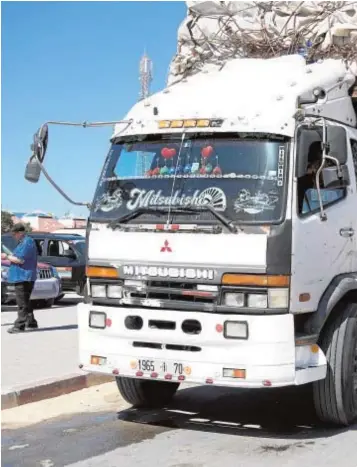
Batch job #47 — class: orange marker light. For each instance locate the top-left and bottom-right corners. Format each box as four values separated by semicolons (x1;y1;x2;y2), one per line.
86;266;118;278
299;293;311;303
222;274;290;287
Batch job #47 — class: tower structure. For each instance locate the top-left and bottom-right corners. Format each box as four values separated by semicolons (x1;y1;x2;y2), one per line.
135;52;153;176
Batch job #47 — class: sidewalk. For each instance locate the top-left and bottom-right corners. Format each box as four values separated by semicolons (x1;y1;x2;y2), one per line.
1;296;81;393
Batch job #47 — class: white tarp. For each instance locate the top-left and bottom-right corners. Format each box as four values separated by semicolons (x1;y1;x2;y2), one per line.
168;1;357;85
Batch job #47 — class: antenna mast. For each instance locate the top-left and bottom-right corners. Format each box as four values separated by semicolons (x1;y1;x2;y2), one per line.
136;52;153;176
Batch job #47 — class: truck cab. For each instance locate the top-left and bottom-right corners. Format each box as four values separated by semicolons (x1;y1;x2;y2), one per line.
25;55;357;426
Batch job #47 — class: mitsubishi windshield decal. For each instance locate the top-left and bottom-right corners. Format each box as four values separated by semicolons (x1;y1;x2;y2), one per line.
94;186;227;212
233;189;279;214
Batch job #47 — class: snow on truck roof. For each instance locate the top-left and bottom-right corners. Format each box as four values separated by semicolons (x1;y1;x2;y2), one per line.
113;55;356;139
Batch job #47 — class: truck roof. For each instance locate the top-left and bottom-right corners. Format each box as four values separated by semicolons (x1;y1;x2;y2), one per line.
113;55;356;139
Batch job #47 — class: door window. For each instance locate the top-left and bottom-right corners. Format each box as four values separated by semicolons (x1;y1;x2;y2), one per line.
47;240;75;258
297;142;346;215
34;239;44;256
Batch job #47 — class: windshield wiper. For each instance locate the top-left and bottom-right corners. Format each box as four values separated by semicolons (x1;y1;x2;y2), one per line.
167;205;238;233
108;205;237;233
108;207;169;228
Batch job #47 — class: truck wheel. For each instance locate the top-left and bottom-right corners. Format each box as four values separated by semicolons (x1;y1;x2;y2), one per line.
313;302;357;426
116;377;180;408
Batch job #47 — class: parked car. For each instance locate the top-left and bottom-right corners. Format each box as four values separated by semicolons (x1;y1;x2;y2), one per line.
1;243;62;308
2;233;87;295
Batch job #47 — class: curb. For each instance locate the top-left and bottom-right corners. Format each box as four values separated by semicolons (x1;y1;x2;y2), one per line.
1;373;115;410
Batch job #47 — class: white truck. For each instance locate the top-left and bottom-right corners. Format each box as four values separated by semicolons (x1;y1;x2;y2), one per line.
25;2;357;426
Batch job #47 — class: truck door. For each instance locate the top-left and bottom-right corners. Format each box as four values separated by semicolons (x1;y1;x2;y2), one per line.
291;132;357;313
349;136;357;271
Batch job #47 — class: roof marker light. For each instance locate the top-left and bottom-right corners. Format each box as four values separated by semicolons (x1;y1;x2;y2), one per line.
171;120;184;128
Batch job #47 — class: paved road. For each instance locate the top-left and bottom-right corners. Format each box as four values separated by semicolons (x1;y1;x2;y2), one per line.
1;295;81;392
2;381;356;467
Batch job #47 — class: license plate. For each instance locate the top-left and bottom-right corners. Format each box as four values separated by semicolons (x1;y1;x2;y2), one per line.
57;268;72;278
131;359;191;376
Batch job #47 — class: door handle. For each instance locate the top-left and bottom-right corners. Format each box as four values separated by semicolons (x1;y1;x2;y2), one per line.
339;227;355;238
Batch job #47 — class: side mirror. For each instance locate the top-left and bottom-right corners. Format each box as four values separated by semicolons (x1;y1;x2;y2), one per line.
25;124;49;183
322;165;350;188
326;126;347;165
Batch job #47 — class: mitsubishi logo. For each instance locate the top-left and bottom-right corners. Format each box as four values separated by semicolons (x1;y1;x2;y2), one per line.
160;240;172;253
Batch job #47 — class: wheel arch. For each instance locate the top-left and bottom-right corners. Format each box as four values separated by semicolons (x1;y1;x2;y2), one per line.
304;273;357;336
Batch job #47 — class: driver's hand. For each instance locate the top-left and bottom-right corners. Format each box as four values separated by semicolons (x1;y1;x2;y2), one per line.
1;253;8;260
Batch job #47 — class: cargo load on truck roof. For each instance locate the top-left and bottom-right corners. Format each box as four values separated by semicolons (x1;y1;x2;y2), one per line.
168;1;357;94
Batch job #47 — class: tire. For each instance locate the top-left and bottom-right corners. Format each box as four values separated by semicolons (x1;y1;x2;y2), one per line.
116;376;179;408
313;302;357;426
55;293;65;304
33;298;55;309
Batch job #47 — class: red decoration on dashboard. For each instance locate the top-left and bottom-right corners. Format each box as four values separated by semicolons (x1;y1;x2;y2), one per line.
161;147;176;159
201;146;214;158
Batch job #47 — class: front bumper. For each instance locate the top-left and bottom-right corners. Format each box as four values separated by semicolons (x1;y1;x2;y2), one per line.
78;304;327;388
2;278;60;302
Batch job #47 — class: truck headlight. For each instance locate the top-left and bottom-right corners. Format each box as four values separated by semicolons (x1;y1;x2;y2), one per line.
89;311;106;329
223;292;245;307
247;294;267;309
107;285;123;299
268;288;289;308
91;285;106;298
224;321;248;339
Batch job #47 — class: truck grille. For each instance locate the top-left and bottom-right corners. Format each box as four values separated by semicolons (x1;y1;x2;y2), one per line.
38;269;53;280
126;280;218;305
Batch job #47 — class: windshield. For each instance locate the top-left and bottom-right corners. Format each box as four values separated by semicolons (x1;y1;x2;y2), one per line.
72;240;86;256
90;134;289;225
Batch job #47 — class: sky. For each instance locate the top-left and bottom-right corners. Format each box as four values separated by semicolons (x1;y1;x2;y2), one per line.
1;1;186;217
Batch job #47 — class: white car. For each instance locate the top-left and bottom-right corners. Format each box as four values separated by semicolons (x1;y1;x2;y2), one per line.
1;243;62;308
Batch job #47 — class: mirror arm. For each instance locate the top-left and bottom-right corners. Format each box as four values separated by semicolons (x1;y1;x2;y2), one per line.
316;117;328;222
34;145;91;208
30;119;133;209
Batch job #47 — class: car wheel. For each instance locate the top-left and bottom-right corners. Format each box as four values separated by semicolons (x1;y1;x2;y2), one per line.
33;298;55;309
55;293;65;303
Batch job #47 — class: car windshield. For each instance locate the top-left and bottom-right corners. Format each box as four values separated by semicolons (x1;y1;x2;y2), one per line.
72;240;86;256
90;134;289;225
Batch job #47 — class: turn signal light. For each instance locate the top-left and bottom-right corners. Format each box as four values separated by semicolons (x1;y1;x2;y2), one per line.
86;266;118;278
222;274;290;287
90;355;107;366
223;368;246;379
